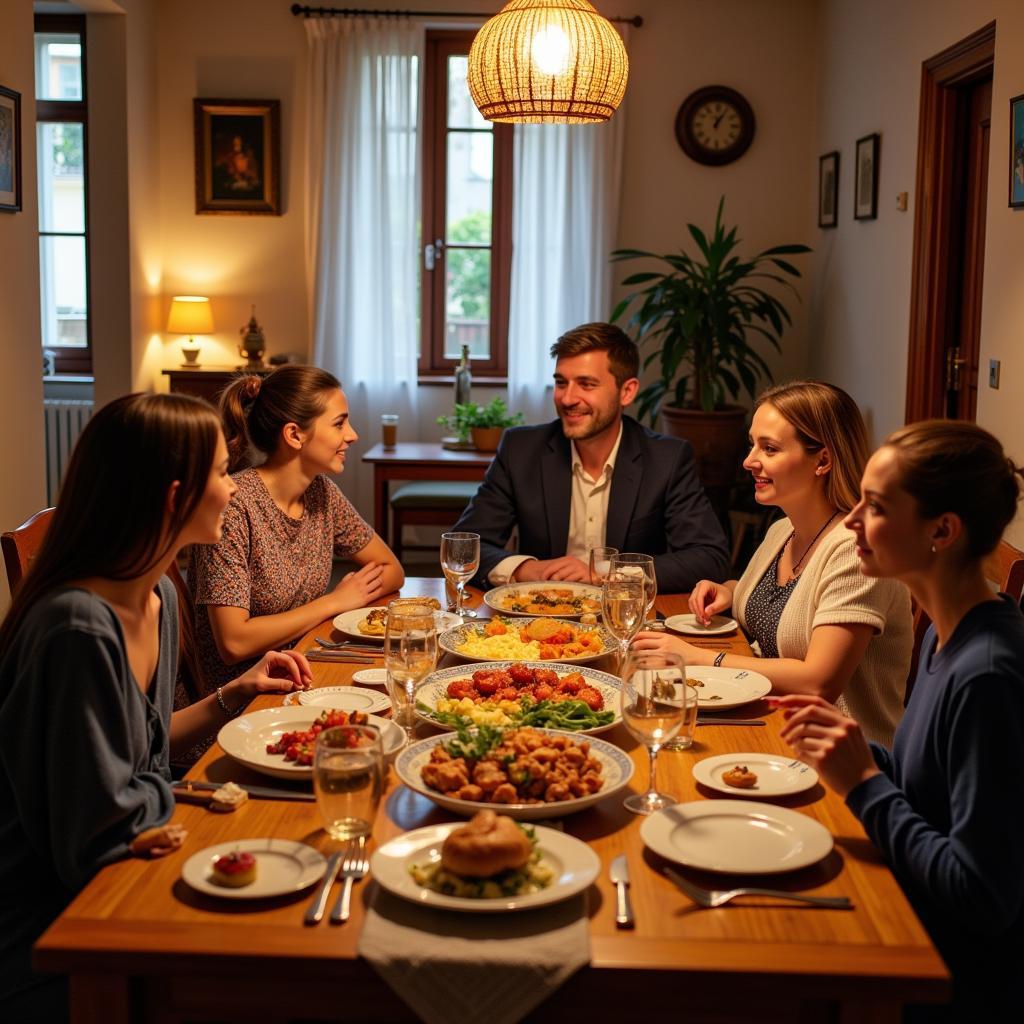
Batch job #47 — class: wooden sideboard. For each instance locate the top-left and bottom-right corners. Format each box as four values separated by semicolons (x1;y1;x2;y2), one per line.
162;366;273;404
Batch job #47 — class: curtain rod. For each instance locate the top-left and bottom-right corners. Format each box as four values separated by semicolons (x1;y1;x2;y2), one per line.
290;4;643;27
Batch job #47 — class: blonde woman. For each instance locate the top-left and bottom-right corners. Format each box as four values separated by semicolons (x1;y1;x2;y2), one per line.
635;381;912;744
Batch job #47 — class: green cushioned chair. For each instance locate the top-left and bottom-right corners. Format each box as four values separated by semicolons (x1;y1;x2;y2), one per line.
389;481;478;561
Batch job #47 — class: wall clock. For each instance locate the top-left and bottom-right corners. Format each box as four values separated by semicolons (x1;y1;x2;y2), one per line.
675;86;756;166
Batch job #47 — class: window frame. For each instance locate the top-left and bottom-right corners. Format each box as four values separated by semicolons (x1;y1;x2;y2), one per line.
34;12;92;376
419;30;513;381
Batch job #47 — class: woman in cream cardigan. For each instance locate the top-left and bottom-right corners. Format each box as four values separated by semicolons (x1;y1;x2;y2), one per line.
634;380;912;744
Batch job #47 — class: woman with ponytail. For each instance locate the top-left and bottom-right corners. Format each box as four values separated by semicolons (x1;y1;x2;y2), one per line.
777;420;1024;1019
189;365;403;691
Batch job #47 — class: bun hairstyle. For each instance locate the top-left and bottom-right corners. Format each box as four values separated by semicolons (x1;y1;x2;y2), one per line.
219;364;341;472
883;419;1023;559
755;380;870;512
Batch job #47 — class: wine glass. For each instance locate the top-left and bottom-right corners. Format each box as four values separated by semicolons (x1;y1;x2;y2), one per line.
313;725;383;839
440;531;480;620
601;572;645;669
619;648;687;815
611;553;657;628
383;602;437;740
588;546;619;585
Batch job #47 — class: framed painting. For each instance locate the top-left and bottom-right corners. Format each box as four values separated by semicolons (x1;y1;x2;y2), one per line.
194;98;280;215
0;85;22;214
1010;93;1024;209
818;151;839;228
854;133;879;221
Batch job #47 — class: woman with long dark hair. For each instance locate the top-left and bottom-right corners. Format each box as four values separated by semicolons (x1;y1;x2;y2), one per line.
0;393;310;1018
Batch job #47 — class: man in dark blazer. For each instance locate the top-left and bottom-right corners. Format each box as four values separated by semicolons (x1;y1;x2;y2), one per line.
453;323;730;592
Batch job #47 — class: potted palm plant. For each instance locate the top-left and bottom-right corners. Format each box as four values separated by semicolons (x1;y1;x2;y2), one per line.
611;199;810;490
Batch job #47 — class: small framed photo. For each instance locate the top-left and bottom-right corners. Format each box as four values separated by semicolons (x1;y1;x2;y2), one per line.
1010;93;1024;209
818;151;839;228
194;98;280;215
854;133;879;221
0;85;22;214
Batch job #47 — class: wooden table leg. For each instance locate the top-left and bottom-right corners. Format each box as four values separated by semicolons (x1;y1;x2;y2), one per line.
373;467;388;540
70;973;131;1024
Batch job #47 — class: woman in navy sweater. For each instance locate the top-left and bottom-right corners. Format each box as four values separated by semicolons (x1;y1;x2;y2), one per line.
776;420;1024;1020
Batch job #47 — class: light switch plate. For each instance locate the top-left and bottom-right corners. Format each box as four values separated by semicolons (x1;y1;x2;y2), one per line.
989;359;1000;389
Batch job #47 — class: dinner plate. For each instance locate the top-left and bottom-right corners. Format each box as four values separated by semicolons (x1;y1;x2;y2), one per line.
438;616;617;664
217;706;405;781
414;661;621;734
395;727;634;820
352;668;389;687
332;607;461;641
692;753;819;798
684;666;772;710
181;838;326;900
640;800;833;874
483;582;603;620
371;822;600;912
297;686;392;714
664;613;739;636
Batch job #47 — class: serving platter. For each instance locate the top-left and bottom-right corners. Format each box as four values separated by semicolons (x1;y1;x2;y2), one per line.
483;581;603;619
684;666;772;711
438;616;617;664
332;606;461;641
181;839;326;900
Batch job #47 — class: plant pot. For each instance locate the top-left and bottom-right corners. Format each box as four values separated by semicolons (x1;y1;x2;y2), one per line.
470;426;504;452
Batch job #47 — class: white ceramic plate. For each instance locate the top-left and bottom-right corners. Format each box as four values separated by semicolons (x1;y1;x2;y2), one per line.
332;607;461;641
352;668;389;687
438;617;617;664
217;706;404;781
692;753;819;798
664;613;739;636
181;838;326;900
483;582;603;620
395;727;634;820
371;823;600;912
640;800;833;874
683;666;772;710
297;686;392;715
415;661;621;734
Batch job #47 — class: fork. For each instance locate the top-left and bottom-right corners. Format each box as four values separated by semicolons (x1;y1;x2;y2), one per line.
664;867;853;909
314;637;382;652
330;836;369;924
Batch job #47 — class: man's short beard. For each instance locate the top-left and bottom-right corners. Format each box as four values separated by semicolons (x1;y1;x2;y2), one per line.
558;405;619;440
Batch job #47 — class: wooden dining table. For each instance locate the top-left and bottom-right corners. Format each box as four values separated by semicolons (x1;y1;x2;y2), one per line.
36;578;949;1023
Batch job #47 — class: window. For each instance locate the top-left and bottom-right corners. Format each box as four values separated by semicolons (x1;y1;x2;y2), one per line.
35;14;91;375
420;31;512;379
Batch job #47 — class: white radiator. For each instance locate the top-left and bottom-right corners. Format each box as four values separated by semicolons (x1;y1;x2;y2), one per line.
43;400;93;505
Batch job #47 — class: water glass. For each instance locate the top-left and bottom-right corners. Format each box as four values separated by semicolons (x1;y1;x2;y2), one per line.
313;725;383;840
440;531;480;619
611;552;657;626
588;546;619;585
384;602;438;739
601;572;645;668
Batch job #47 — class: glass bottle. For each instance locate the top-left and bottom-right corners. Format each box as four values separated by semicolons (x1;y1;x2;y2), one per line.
454;344;472;407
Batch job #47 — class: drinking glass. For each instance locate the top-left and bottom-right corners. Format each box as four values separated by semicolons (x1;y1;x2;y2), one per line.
588;546;619;585
313;725;383;840
440;531;480;620
601;572;645;668
384;602;438;739
619;649;687;815
611;553;658;627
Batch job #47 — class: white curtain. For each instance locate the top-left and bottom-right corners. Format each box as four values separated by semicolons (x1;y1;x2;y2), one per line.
506;34;629;426
305;17;423;520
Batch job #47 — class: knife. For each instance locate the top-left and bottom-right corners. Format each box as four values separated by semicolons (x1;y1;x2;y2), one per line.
609;854;635;929
696;716;766;726
304;851;344;925
172;780;316;802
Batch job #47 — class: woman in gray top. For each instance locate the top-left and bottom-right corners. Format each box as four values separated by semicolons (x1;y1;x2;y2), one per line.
0;393;312;1020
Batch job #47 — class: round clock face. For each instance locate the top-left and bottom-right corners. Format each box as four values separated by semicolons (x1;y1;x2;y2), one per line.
675;86;755;166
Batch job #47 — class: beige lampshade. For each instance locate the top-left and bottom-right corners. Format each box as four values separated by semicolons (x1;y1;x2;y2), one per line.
166;295;214;336
467;0;628;124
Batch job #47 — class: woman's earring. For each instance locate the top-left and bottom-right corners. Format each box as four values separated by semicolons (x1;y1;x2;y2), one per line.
930;544;937;553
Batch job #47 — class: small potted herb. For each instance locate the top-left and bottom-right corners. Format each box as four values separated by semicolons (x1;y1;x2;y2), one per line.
437;398;523;452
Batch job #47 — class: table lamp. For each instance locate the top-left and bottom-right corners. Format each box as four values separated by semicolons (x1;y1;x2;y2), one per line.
167;295;214;367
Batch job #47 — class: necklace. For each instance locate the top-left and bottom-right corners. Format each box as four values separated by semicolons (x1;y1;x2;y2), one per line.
781;511;839;584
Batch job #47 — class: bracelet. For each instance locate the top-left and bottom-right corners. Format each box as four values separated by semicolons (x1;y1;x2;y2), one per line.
713;651;726;668
216;685;242;719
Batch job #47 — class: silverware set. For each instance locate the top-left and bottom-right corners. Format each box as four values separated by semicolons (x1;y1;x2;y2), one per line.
305;837;369;925
664;866;852;910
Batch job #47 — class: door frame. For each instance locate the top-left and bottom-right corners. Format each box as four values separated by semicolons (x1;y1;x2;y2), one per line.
905;21;995;422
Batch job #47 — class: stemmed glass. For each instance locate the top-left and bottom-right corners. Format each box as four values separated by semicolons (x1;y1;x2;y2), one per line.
601;571;646;669
619;648;687;815
440;531;480;620
313;725;383;839
588;546;619;585
611;553;657;628
383;602;437;740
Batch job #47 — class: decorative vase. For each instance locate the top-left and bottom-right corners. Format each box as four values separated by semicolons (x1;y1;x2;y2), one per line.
470;426;504;452
238;306;266;369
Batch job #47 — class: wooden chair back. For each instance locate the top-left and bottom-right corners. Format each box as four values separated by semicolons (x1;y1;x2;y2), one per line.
1;508;55;594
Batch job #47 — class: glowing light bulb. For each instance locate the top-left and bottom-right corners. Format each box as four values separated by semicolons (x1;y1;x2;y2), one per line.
530;24;570;76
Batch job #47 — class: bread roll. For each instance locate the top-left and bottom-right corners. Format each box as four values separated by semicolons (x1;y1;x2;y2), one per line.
440;810;531;877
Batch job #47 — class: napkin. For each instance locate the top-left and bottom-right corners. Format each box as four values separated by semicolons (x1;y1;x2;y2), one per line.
358;886;590;1024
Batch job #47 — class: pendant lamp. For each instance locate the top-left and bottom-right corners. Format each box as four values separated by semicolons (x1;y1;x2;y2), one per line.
467;0;628;124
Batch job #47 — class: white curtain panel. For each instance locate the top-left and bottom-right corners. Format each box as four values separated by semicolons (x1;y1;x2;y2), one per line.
305;16;423;521
506;33;629;427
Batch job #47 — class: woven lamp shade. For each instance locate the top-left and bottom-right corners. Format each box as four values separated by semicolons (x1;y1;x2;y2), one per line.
468;0;628;124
